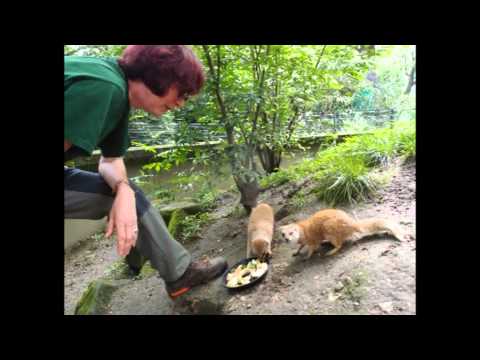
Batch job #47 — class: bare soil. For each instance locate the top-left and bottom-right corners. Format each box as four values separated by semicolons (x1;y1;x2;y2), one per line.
64;159;415;315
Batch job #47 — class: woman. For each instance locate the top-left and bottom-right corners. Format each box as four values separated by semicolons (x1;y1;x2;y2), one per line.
64;45;227;299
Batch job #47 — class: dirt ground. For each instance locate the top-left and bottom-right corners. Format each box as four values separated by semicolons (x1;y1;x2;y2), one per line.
64;159;416;315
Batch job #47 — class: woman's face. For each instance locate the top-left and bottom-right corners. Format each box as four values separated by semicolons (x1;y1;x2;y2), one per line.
129;81;185;117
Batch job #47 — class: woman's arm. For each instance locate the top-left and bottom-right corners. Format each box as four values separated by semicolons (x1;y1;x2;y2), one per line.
64;139;72;152
98;156;138;257
98;156;129;192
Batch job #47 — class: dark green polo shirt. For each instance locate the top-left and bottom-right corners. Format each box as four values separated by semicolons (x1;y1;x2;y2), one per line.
64;56;130;160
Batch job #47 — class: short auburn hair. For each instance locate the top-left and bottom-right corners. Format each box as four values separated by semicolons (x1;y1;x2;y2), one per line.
118;45;205;100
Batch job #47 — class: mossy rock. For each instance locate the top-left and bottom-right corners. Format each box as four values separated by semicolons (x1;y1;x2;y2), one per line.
139;261;158;279
103;258;133;280
167;209;187;239
74;279;123;315
173;276;230;315
154;201;204;224
105;248;149;277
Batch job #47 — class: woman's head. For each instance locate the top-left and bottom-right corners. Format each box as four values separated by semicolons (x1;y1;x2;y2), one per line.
118;45;205;116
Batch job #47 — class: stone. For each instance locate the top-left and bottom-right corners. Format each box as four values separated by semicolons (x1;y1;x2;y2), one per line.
328;292;341;302
167;209;187;240
105;258;134;280
334;282;345;292
378;301;394;313
173;276;231;315
74;279;128;315
154;201;204;223
139;261;158;279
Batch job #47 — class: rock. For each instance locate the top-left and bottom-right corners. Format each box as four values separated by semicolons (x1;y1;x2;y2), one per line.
334;282;344;292
167;209;187;240
74;279;128;315
173;276;231;315
154;201;204;223
216;192;235;203
139;261;158;279
246;304;252;309
328;292;341;302
378;301;394;313
105;258;135;280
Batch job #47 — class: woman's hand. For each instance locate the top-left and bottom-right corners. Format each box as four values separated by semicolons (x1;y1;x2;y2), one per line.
105;182;138;257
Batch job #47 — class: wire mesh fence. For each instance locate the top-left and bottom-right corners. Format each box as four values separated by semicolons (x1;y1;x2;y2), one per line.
128;108;415;146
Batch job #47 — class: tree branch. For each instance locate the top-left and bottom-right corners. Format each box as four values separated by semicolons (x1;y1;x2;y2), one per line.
315;45;327;69
216;45;221;85
251;46;270;146
238;114;249;145
286;103;303;143
404;64;416;95
202;45;233;144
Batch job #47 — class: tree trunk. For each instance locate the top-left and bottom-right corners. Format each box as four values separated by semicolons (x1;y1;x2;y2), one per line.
356;45;375;56
404;64;416;95
202;45;261;212
257;146;282;174
225;143;261;214
233;175;260;215
286;105;301;142
202;45;233;144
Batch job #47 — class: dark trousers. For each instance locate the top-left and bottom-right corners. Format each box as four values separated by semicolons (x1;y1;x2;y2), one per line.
64;167;191;282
